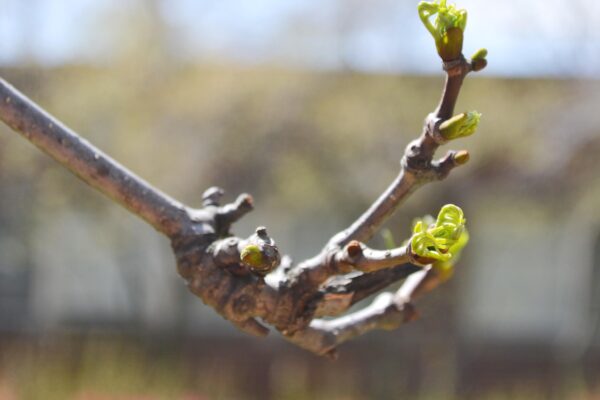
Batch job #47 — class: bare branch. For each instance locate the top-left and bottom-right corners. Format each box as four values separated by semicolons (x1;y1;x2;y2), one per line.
331;240;429;273
436;57;471;120
285;266;444;358
320;263;422;307
0;78;191;237
218;193;254;228
329;169;419;247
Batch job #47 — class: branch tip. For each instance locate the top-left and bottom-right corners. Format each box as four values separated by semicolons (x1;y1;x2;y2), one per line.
241;193;254;207
418;0;468;61
454;150;470;165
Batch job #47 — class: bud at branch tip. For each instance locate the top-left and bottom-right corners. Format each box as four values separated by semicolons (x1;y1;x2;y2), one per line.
471;48;487;61
418;0;468;60
454;150;470;165
410;204;468;262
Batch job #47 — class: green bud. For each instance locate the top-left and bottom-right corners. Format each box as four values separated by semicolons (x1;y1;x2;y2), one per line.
454;150;470;165
240;227;281;276
439;111;481;140
418;0;468;60
240;245;264;269
471;48;488;61
410;204;467;262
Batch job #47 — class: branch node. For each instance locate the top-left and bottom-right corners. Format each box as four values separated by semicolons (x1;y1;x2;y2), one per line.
427;116;448;146
442;56;465;74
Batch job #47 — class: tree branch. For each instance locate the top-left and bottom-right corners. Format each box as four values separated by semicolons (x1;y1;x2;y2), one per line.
330;57;474;248
332;240;413;273
0;78;191;237
436;57;471;120
285;266;444;358
289;56;479;290
0;3;486;357
319;263;422;307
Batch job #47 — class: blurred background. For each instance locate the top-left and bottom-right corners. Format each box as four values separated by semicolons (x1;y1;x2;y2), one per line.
0;0;599;398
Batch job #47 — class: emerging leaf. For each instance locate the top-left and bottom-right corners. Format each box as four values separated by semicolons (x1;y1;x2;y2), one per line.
411;204;467;262
439;111;481;140
418;0;468;60
432;228;470;281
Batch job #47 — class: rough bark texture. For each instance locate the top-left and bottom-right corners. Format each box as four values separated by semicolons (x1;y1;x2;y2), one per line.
0;52;483;357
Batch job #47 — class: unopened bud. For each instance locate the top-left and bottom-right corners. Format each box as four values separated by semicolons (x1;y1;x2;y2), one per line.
454;150;470;165
240;245;264;269
470;48;488;71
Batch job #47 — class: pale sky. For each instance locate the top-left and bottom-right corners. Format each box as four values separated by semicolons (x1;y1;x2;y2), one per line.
0;0;599;77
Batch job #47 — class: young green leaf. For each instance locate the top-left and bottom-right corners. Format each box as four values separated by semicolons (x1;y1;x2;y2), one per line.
418;0;468;60
439;111;481;140
410;204;467;262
